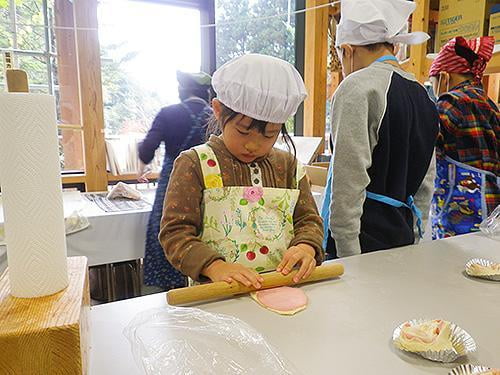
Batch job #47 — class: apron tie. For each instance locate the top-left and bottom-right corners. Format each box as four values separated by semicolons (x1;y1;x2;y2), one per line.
366;192;423;239
406;195;423;239
321;161;334;249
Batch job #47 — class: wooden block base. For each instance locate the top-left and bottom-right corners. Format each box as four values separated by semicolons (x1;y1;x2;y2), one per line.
0;257;90;375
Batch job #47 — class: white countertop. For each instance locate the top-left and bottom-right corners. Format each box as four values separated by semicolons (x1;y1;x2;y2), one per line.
89;233;500;374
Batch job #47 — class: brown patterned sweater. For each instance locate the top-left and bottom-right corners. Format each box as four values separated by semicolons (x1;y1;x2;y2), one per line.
159;135;324;281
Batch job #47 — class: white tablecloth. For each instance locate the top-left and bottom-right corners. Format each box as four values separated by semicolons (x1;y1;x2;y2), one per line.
0;190;156;273
0;188;324;274
89;233;500;374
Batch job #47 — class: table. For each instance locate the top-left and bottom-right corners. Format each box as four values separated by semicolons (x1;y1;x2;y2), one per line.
275;136;324;165
89;233;500;374
0;189;156;273
0;187;323;274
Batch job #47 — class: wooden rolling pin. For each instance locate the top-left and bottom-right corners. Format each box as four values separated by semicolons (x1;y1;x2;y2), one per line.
166;262;344;306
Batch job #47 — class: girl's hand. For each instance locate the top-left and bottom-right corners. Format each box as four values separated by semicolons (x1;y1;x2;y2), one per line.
277;244;316;283
202;260;263;289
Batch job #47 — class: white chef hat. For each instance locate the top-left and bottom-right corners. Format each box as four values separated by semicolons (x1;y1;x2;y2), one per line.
212;54;307;124
336;0;429;48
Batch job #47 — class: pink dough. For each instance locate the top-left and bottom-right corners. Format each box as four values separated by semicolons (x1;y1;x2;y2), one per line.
252;286;308;315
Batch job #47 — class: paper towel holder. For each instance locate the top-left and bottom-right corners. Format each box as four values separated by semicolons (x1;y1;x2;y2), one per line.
0;67;90;372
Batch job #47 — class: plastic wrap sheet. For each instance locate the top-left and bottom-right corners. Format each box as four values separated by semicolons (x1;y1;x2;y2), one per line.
480;205;500;237
124;307;300;375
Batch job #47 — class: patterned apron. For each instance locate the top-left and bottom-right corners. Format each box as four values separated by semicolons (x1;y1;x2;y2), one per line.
432;155;500;239
143;100;210;289
194;144;304;273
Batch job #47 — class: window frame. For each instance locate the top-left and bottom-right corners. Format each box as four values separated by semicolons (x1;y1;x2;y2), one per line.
0;0;56;95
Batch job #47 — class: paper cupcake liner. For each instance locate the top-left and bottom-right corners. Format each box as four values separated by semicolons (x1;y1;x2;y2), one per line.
393;319;477;363
449;364;494;375
465;259;500;281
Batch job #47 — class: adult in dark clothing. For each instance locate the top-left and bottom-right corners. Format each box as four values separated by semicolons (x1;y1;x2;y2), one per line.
138;71;212;289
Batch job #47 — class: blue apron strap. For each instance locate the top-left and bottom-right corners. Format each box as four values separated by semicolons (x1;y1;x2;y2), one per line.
375;55;399;64
321;161;334;249
365;191;406;208
406;196;423;239
366;191;423;239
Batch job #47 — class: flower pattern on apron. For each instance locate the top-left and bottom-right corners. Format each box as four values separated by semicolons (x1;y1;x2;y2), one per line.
194;144;304;273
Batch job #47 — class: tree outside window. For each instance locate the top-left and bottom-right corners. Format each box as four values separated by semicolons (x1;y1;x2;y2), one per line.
215;0;296;132
0;0;84;172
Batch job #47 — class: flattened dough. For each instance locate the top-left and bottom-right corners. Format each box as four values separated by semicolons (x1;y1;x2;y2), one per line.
251;286;308;315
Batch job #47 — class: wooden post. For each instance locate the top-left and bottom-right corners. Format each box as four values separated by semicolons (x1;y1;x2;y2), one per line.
303;0;329;139
327;71;342;101
326;6;342;103
73;0;108;192
484;73;500;103
408;0;430;83
485;55;500;76
55;0;85;172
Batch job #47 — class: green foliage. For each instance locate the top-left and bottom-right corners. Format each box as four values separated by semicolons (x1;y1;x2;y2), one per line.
1;0;297;135
215;0;296;132
1;1;162;135
215;0;295;67
100;43;163;135
0;0;50;87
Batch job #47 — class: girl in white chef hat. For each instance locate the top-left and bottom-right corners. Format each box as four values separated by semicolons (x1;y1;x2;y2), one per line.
159;54;324;288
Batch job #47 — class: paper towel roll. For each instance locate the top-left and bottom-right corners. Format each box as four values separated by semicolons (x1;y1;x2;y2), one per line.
0;93;68;298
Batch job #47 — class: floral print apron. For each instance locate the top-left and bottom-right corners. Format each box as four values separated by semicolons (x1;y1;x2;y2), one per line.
194;144;304;273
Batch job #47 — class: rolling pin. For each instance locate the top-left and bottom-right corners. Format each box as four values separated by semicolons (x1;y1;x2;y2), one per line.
166;262;344;306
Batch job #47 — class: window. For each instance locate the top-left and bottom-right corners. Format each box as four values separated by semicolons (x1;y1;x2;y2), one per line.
0;0;55;95
97;0;203;174
0;0;84;172
215;0;297;132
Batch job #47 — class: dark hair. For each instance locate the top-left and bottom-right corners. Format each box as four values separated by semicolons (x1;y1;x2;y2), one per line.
208;102;296;158
363;42;394;52
179;87;211;102
340;42;394;58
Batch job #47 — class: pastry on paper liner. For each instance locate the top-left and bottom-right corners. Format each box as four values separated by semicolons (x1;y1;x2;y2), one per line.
449;364;500;375
465;258;500;281
393;319;477;362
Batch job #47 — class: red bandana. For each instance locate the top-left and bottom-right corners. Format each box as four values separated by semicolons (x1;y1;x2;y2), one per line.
429;36;495;79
